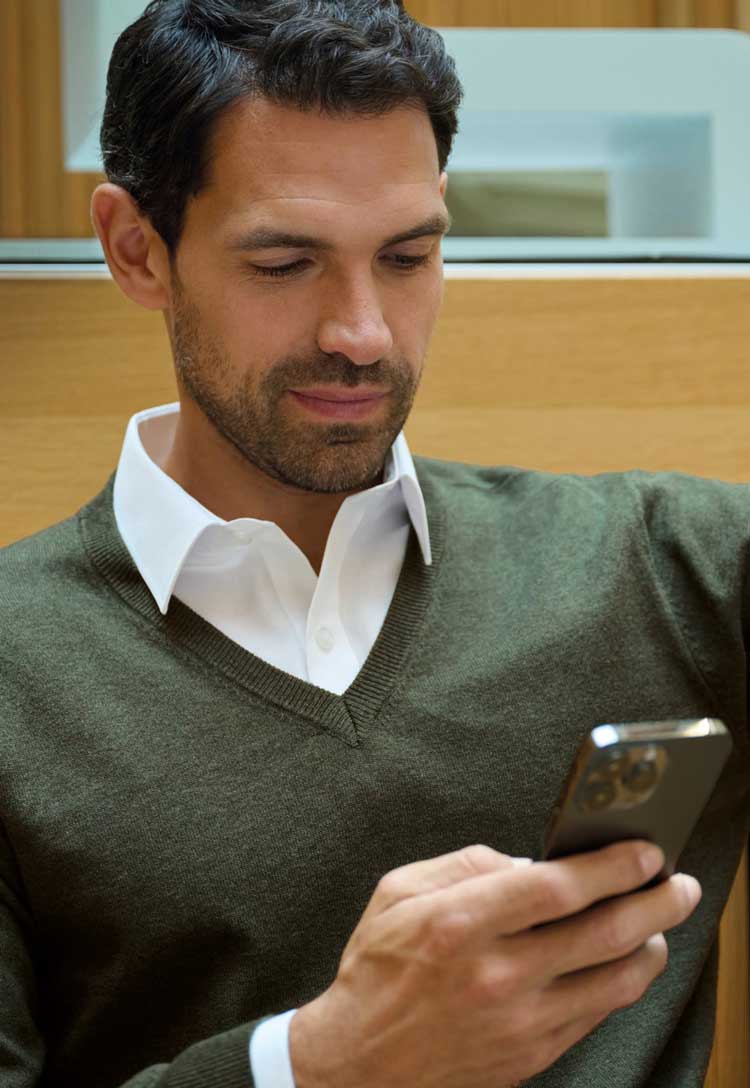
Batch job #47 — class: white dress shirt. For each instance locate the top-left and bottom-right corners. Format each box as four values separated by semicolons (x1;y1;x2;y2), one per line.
112;402;432;1087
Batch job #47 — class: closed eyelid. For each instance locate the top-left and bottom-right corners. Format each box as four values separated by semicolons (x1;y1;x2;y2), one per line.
246;250;434;280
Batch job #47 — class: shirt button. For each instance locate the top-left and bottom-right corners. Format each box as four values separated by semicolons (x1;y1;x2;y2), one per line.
315;626;335;653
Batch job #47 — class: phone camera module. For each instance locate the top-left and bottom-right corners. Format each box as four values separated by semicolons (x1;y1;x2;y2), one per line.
578;777;617;813
600;749;629;778
621;757;660;794
576;743;667;813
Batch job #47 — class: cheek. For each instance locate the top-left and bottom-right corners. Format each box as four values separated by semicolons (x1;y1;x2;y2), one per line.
396;271;444;346
220;293;295;360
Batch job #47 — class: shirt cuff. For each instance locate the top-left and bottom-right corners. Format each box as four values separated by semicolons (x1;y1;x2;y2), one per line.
249;1008;299;1088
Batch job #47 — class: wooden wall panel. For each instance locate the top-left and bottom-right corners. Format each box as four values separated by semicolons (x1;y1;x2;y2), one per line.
21;0;65;234
706;846;750;1088
406;0;657;25
3;274;750;538
0;0;103;239
406;0;747;24
0;0;26;234
656;0;737;25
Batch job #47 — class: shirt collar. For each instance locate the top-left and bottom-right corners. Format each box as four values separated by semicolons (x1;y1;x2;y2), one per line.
113;402;432;616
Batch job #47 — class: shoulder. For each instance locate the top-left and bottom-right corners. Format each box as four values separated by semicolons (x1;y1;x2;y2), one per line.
0;484;113;651
0;511;84;588
414;456;750;511
413;457;750;553
412;454;631;519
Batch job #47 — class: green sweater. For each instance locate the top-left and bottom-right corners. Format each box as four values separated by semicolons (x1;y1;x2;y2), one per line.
1;459;748;1088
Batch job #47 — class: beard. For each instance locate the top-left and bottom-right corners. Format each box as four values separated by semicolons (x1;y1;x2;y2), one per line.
169;271;423;495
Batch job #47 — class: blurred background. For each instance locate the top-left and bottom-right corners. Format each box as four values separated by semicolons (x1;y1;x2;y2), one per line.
3;1;750;259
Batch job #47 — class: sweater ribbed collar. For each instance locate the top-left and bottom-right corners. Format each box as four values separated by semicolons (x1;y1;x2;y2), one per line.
79;463;446;748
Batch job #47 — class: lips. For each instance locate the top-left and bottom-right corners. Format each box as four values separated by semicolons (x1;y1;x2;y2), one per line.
288;389;389;420
290;387;390;403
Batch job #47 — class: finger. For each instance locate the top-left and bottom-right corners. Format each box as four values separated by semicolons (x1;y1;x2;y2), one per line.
510;871;701;981
543;933;669;1032
362;844;525;925
420;840;664;941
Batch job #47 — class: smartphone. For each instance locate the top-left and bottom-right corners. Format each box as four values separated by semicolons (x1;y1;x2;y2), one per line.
541;718;733;883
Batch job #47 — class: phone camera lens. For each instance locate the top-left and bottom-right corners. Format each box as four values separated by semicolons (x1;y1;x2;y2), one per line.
600;750;629;778
621;758;659;794
579;777;617;812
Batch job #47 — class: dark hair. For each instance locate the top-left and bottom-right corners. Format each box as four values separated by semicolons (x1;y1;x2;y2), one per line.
99;0;463;262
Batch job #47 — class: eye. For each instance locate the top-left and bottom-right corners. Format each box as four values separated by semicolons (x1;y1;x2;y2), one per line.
386;253;433;271
248;252;433;280
251;260;309;279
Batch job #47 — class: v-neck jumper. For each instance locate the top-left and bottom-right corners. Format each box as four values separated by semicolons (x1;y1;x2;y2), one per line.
0;458;748;1088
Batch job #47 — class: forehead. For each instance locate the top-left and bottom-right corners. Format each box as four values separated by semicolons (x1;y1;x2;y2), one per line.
199;97;442;229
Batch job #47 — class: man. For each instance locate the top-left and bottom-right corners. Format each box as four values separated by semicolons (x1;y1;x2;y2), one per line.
1;1;746;1086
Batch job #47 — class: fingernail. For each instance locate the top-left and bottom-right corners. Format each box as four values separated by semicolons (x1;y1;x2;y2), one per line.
512;857;533;868
678;873;702;908
639;844;665;876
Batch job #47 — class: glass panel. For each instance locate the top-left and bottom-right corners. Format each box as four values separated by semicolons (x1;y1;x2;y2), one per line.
61;0;146;172
436;29;748;260
3;19;750;264
443;111;712;249
447;171;609;237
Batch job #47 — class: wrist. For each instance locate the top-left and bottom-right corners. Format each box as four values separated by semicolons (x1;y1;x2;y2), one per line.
289;992;340;1088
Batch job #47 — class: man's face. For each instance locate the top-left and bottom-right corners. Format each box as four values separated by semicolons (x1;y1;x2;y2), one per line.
166;97;449;494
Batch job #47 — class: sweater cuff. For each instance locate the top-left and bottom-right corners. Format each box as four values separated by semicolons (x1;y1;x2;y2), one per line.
159;1020;258;1087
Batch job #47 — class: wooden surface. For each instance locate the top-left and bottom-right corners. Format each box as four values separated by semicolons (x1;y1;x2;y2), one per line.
4;274;750;541
707;846;750;1088
0;0;103;238
406;0;746;26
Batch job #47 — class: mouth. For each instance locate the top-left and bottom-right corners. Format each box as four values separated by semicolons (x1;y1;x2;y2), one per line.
288;387;390;421
290;386;391;402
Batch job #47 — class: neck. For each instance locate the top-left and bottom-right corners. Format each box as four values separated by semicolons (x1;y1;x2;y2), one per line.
159;400;382;576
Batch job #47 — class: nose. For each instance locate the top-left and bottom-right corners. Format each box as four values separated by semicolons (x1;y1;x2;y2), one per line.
316;273;394;366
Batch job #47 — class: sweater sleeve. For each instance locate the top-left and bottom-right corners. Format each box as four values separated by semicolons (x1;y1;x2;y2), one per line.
626;470;750;734
0;818;268;1088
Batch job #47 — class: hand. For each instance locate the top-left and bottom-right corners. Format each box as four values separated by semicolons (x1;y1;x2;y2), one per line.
289;840;701;1088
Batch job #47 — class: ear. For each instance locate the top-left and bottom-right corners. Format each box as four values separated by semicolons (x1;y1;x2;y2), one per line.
90;183;172;312
439;171;448;200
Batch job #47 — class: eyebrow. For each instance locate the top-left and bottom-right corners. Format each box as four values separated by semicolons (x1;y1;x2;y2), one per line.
226;211;453;253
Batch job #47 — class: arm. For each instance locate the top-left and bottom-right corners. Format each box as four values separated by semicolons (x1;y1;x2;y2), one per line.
0;820;268;1088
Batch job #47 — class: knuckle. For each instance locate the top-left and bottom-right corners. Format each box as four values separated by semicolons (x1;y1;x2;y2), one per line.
467;959;521;1007
375;870;405;903
631;847;651;886
611;955;651;1008
531;867;579;918
420;909;472;959
458;843;505;874
597;908;632;958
